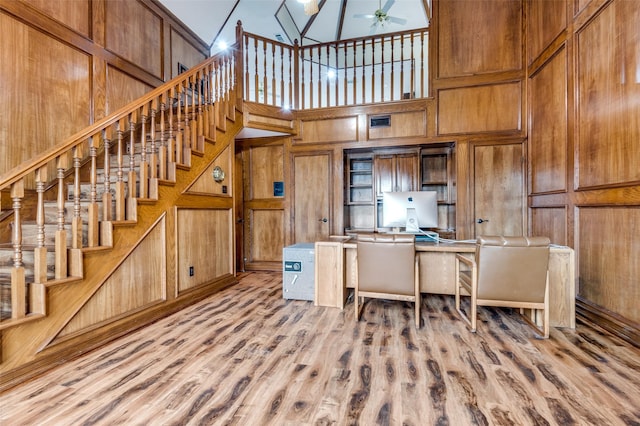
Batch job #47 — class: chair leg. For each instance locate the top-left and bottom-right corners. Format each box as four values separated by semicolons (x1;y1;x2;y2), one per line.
354;290;360;322
414;294;420;327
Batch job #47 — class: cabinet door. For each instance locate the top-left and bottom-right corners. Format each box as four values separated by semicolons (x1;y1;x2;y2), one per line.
474;143;524;236
293;152;332;243
374;154;395;197
395;153;420;192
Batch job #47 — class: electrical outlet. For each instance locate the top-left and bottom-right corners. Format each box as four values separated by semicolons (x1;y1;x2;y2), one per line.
189;266;194;276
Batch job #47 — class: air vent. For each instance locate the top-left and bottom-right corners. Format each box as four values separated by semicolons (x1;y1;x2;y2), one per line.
370;115;391;128
275;34;285;42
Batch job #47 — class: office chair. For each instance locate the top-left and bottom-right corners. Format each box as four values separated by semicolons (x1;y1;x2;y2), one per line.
455;235;551;338
355;233;420;327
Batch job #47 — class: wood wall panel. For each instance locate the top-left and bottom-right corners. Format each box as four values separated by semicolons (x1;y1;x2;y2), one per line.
531;207;567;246
188;146;233;195
23;0;90;37
529;48;567;194
578;207;640;324
170;28;207;78
0;12;90;174
58;217;167;338
299;116;358;144
438;83;522;135
576;0;640;189
105;0;163;78
368;110;426;140
526;0;566;64
249;145;284;199
437;0;522;77
105;65;154;115
177;208;233;293
249;210;285;262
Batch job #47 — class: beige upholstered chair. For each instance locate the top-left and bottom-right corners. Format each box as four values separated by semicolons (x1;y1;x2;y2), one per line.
355;233;420;327
455;235;551;338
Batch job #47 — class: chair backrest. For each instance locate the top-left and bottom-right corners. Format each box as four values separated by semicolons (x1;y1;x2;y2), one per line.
475;235;550;303
357;233;415;295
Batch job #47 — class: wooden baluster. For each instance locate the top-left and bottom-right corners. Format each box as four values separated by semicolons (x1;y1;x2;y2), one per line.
87;135;100;247
165;90;177;182
361;41;366;104
420;31;425;98
189;75;199;151
309;47;314;108
391;35;395;101
326;44;331;107
71;146;83;249
158;93;167;180
352;40;357;104
128;111;138;199
254;39;259;102
114;119;126;221
380;37;385;102
280;45;285;108
262;40;267;104
317;46;322;107
69;146;84;277
400;35;405;99
101;128;112;222
288;46;293;109
371;40;376;103
226;52;233;114
32;167;47;284
271;43;277;105
410;33;415;99
55;154;68;279
11;179;25;318
149;99;158;179
182;80;191;158
215;59;222;129
333;45;338;107
294;40;300;109
342;42;348;106
139;105;149;198
201;68;210;139
245;35;250;101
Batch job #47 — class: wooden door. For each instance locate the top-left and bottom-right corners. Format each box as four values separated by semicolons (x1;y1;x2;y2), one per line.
293;152;331;243
473;143;524;236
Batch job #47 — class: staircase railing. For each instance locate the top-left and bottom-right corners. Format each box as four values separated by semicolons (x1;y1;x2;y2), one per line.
0;23;243;326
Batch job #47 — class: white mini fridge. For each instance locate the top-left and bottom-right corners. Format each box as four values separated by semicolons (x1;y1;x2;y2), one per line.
282;243;315;301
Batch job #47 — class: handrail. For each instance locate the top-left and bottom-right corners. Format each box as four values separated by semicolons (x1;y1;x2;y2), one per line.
0;42;240;191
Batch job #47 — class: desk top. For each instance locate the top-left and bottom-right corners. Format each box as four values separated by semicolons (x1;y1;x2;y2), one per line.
322;236;572;254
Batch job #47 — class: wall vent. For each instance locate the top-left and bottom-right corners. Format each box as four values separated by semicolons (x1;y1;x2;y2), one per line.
275;34;285;42
370;115;391;128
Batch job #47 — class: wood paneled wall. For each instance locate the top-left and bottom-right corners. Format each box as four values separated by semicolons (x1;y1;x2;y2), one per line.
527;0;640;339
0;0;208;175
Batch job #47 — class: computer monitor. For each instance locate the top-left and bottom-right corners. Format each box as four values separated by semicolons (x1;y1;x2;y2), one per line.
382;191;438;232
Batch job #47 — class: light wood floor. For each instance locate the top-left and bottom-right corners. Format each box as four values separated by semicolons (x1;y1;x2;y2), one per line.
1;271;639;425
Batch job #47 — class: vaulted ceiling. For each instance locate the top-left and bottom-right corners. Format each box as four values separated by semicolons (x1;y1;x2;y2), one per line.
159;0;431;53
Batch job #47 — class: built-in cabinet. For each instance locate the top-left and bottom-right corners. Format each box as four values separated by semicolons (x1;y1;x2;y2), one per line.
345;144;456;236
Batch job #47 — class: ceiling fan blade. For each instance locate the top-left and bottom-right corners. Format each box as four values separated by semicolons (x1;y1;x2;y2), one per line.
354;13;375;19
387;16;407;25
381;0;395;13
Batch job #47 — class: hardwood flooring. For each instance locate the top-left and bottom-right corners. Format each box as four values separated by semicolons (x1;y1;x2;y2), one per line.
1;271;639;425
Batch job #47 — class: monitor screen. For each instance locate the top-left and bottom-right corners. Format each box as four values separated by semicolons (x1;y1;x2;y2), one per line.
382;191;438;231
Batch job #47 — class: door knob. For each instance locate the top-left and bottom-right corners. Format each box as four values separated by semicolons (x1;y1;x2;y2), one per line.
319;218;328;223
477;218;489;224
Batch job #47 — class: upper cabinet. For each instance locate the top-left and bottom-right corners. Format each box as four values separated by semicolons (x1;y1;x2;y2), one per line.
374;150;420;197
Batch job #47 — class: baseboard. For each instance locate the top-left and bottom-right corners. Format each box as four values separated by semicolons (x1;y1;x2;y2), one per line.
576;296;640;348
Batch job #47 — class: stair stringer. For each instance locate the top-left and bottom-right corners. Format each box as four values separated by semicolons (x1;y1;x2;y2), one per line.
0;116;243;389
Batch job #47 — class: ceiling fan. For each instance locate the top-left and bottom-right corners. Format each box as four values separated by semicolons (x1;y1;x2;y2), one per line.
354;0;408;31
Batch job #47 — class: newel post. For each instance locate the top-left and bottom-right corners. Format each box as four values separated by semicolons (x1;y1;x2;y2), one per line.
235;20;244;111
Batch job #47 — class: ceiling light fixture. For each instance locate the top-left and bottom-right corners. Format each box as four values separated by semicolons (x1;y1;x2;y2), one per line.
297;0;319;16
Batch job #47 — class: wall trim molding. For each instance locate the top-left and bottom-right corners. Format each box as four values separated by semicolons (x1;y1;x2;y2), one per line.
576;297;640;348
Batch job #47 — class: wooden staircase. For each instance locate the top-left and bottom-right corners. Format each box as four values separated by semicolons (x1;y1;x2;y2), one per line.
0;42;244;390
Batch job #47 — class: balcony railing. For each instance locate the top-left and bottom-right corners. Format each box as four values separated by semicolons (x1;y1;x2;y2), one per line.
242;27;430;109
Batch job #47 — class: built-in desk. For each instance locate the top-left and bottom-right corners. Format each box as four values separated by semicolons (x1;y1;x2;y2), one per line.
315;237;576;328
